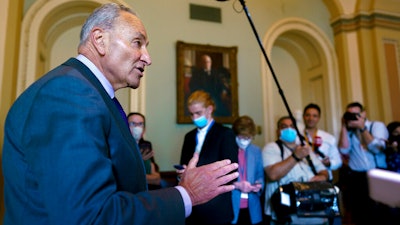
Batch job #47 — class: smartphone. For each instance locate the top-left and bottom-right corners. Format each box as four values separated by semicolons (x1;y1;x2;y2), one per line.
253;180;262;185
139;142;152;151
174;164;185;170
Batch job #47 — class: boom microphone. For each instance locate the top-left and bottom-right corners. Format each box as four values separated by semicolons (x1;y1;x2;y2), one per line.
222;0;319;178
305;155;317;175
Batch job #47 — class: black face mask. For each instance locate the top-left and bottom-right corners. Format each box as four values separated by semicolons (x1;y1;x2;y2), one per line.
388;135;400;144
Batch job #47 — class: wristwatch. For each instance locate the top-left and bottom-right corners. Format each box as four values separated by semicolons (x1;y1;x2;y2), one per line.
360;126;367;133
291;153;301;162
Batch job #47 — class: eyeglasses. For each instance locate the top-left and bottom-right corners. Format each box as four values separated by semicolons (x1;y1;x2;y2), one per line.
238;135;252;140
129;122;144;127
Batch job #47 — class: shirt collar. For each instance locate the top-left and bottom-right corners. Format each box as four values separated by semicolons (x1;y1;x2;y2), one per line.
76;54;114;98
198;119;214;133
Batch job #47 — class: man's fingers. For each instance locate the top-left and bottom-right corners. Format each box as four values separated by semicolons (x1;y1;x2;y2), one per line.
215;171;239;186
180;156;239;206
216;184;236;193
201;158;235;171
214;162;239;177
187;152;199;169
187;153;236;171
207;163;239;188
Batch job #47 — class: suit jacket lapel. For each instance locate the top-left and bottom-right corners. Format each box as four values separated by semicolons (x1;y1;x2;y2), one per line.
63;58;136;148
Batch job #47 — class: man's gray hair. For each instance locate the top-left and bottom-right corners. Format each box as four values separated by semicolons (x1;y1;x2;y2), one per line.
79;3;135;47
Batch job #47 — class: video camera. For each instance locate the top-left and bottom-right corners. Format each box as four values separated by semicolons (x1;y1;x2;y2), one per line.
271;181;341;223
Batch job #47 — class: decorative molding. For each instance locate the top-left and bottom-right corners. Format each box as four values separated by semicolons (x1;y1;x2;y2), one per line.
331;12;400;34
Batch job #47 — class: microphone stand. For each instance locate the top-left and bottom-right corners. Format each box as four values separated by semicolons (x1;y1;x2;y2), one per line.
237;0;317;175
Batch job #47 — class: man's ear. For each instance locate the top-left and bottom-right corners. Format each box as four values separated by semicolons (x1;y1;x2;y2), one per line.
91;28;107;56
206;105;214;115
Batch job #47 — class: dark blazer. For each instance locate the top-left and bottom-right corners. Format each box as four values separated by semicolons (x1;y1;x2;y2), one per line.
2;58;185;225
180;122;238;225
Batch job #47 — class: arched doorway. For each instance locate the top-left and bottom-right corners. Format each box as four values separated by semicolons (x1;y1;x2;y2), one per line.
261;18;341;141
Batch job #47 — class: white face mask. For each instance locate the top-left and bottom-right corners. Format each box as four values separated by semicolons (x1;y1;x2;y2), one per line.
131;126;143;141
236;136;252;149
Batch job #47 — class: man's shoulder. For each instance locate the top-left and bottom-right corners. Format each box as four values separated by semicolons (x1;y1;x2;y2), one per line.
212;122;225;128
368;120;388;138
211;122;232;133
262;141;287;166
317;129;335;139
368;120;386;127
263;141;281;152
185;128;198;137
368;120;388;132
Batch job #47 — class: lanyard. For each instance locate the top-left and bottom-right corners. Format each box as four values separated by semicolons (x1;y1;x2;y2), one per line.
304;130;316;146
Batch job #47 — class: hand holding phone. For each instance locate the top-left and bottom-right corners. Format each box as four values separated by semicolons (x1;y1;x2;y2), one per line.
174;164;185;170
253;180;262;185
252;180;262;192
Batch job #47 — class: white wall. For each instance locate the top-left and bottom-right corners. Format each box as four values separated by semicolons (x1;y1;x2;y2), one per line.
270;46;302;140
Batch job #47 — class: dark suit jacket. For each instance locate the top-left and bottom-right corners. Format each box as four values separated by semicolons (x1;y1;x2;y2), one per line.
2;58;185;225
180;122;238;225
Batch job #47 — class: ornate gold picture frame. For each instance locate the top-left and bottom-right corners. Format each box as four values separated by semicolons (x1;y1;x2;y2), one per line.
176;41;238;124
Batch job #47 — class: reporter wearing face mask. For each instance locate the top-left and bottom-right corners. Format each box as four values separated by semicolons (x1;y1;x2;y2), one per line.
262;116;328;225
127;112;161;190
179;90;238;225
231;115;264;225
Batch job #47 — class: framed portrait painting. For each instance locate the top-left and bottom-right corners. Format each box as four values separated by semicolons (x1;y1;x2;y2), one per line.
176;41;238;124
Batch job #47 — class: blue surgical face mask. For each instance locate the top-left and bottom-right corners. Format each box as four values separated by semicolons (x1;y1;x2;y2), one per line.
236;136;252;149
193;115;208;128
280;127;297;143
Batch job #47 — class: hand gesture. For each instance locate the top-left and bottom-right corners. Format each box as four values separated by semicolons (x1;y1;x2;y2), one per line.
178;153;239;206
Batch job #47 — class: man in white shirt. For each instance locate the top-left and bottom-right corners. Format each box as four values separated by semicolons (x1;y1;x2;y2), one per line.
302;103;342;181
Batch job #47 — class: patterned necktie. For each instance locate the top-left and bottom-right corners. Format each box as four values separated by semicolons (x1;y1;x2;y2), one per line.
112;97;129;127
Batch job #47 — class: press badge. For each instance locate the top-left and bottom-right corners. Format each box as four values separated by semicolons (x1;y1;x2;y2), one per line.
240;192;249;199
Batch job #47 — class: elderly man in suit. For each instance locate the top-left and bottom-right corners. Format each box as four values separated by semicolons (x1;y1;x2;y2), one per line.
2;3;238;225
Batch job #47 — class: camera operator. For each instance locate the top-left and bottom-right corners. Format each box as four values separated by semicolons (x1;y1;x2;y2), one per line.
338;102;388;225
263;116;329;225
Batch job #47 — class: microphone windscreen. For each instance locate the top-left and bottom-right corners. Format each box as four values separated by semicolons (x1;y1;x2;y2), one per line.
314;136;322;147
